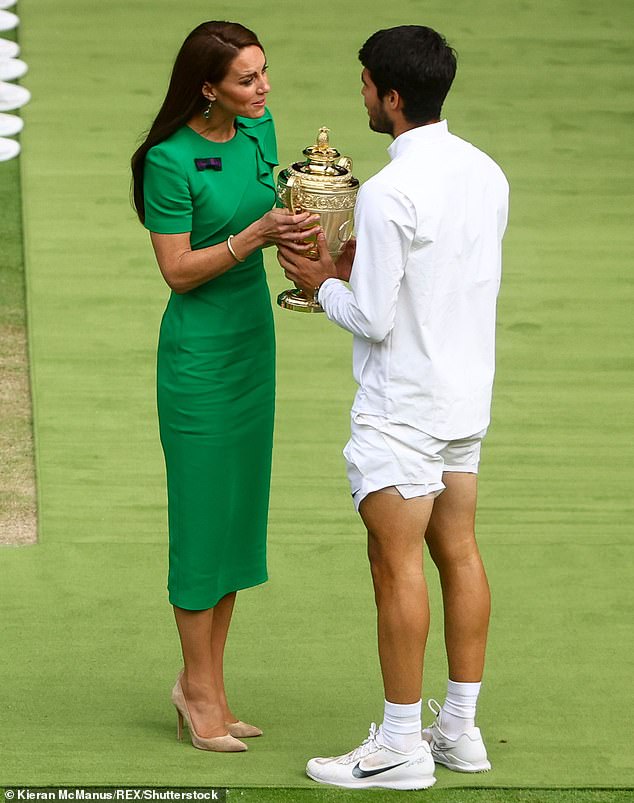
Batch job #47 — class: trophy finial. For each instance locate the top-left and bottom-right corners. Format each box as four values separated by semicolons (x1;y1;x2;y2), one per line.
316;127;330;152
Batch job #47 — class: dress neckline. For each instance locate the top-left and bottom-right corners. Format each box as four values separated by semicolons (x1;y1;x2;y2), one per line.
184;125;239;145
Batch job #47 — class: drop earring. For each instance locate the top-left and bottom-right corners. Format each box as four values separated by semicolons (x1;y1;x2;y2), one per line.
202;98;215;120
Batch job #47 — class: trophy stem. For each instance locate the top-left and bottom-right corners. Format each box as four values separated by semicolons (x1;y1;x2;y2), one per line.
277;288;324;313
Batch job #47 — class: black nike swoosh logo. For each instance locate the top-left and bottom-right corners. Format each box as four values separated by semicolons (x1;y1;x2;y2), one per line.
352;760;409;778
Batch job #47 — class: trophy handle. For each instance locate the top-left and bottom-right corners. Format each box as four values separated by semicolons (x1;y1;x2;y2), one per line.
289;175;304;213
289;174;319;259
336;156;353;172
337;218;354;244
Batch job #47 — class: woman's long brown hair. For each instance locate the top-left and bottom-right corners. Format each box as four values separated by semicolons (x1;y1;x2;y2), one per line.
131;21;263;223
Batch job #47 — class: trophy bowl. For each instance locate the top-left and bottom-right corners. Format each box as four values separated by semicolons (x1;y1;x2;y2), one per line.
276;127;359;313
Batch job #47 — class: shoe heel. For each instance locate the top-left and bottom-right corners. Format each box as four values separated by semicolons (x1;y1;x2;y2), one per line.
176;708;184;741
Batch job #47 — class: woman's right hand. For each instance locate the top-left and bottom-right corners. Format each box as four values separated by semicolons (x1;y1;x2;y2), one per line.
256;208;321;251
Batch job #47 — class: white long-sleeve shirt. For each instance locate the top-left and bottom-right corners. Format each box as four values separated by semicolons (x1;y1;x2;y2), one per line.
318;120;509;440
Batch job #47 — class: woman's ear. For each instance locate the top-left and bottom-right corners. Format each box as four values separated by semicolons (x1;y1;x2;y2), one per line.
201;81;216;102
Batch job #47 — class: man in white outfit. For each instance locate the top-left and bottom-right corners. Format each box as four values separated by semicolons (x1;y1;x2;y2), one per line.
278;25;509;791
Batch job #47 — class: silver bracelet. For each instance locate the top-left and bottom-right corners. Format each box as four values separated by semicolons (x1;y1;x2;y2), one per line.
226;234;245;263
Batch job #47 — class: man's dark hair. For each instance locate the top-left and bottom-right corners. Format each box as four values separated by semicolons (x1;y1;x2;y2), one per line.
359;26;457;124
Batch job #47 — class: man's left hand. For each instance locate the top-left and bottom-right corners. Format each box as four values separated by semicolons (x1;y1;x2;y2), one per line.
277;232;338;296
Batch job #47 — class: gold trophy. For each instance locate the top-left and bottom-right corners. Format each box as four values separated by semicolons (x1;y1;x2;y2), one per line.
276;127;359;313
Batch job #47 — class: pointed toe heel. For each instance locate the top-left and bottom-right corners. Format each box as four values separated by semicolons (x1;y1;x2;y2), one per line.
195;733;248;752
171;677;247;752
227;720;263;738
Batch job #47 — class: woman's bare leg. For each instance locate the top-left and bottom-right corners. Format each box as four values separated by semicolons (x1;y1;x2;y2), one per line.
209;591;238;722
173;606;227;738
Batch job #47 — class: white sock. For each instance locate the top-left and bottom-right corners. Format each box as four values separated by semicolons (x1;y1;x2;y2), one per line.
440;680;481;738
379;699;422;753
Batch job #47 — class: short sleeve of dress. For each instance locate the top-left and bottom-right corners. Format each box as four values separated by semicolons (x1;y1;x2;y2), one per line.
143;146;193;234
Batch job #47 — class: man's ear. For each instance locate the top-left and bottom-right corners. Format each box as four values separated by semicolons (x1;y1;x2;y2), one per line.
386;89;402;111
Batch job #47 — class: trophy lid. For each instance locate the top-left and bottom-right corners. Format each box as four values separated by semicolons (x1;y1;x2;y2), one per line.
303;127;340;163
292;127;353;180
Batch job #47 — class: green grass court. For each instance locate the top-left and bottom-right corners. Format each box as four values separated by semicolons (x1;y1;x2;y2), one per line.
1;0;633;799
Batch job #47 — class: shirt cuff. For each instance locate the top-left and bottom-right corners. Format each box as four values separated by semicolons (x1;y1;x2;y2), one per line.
317;277;341;306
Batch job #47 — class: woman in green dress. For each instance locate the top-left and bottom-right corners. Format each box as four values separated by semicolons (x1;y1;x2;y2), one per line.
131;21;318;753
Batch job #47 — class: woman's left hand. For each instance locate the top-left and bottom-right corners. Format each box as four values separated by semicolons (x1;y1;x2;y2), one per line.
256;208;321;251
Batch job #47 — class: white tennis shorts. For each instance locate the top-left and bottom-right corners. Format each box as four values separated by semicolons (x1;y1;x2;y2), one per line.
344;412;487;511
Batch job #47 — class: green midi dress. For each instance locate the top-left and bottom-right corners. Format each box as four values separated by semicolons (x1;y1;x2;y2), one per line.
143;110;278;611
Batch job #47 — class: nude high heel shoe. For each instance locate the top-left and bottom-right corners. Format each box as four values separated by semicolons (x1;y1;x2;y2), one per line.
175;668;263;739
171;676;247;752
226;720;263;738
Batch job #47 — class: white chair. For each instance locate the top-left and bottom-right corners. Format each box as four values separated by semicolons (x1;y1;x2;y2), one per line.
0;3;23;161
0;135;20;160
0;10;19;31
0;110;22;135
0;57;27;81
0;37;19;58
0;80;30;110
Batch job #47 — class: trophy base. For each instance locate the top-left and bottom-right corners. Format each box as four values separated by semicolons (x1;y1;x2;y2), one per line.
277;288;324;313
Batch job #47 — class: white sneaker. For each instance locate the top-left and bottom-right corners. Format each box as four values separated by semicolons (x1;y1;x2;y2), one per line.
0;57;27;81
306;722;436;790
422;699;491;773
0;135;20;160
0;0;18;10
0;37;19;59
0;80;30;111
0;10;19;32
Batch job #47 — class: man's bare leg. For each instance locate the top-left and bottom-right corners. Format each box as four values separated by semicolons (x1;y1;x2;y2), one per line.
305;487;439;789
425;472;490;681
359;490;435;703
421;471;492;773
